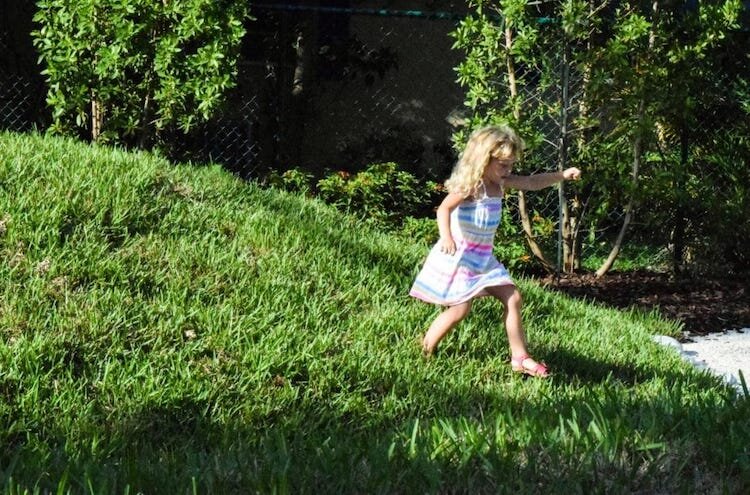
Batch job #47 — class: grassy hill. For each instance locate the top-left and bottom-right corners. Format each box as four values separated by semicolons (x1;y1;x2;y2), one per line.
0;132;748;493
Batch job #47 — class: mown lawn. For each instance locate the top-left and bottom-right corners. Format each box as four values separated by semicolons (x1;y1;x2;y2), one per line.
0;132;748;494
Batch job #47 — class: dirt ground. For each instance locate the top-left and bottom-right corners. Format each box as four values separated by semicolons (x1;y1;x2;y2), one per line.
536;270;750;336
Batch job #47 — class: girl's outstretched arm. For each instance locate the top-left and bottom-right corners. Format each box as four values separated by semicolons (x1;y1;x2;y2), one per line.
504;167;581;191
436;192;465;255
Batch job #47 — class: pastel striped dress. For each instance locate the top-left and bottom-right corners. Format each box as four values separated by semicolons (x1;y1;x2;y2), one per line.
409;191;514;306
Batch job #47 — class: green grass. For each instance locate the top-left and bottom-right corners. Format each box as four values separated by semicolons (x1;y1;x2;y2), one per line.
0;131;748;494
581;241;672;273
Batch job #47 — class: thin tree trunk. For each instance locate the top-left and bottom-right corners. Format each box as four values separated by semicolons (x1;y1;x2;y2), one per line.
91;6;102;142
292;28;305;97
595;0;657;277
138;22;160;149
283;17;314;167
672;125;689;274
138;90;153;149
559;41;574;273
91;95;102;141
595;129;641;277
569;0;603;272
505;26;553;270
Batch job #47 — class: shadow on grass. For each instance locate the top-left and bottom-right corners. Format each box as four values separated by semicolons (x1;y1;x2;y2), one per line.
3;349;748;494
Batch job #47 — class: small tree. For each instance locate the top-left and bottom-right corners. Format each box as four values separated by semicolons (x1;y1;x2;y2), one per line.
452;0;745;276
452;0;580;272
33;0;249;147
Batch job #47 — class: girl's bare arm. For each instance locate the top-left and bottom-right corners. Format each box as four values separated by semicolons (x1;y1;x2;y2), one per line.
436;192;465;255
503;167;581;191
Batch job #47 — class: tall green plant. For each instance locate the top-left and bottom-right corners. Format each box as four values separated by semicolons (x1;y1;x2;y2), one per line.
452;0;579;272
582;0;744;275
452;0;745;276
643;1;744;274
316;162;440;227
32;0;249;147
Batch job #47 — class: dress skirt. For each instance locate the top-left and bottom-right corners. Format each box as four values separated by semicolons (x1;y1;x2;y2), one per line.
410;195;514;306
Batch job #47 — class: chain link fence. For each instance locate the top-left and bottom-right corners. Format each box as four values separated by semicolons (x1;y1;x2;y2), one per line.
0;15;48;134
2;3;748;276
163;4;465;182
0;74;43;132
169;96;263;177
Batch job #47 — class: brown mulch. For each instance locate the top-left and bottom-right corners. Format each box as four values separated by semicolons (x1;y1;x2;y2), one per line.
536;270;750;335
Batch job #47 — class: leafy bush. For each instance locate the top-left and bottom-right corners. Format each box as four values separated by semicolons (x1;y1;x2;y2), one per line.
33;0;249;145
265;167;315;196
451;0;748;277
494;201;535;271
317;162;440;226
313;163;536;270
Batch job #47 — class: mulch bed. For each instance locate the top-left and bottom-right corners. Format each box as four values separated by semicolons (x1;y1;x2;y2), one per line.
536;270;750;335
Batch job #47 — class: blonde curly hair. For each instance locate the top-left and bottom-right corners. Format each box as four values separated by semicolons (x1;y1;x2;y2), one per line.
445;125;524;197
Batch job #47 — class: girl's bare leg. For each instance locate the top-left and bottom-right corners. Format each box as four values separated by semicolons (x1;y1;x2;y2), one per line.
486;285;543;369
422;301;472;355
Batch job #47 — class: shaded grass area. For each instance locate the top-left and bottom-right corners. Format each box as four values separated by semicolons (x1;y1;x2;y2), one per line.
0;132;748;493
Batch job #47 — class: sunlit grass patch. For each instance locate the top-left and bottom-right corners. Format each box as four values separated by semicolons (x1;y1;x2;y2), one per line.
1;132;748;494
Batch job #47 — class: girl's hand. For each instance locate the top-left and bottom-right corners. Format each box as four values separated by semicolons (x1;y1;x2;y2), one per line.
440;237;457;256
563;167;582;180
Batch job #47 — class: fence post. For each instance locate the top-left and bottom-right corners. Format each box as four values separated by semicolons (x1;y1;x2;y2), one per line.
556;38;570;277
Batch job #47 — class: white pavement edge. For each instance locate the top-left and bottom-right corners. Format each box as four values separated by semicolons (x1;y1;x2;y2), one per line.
653;328;750;394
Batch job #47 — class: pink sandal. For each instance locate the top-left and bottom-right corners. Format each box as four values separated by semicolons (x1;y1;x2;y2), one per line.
511;354;550;378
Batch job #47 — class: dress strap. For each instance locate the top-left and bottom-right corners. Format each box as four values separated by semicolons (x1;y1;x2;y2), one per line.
478;180;488;200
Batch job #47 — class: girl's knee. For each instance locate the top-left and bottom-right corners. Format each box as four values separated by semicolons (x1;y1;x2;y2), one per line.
506;289;523;310
447;302;472;322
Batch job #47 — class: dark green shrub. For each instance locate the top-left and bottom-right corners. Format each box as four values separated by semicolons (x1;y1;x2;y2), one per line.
33;0;249;146
317;162;439;227
266;168;315;196
494;203;534;272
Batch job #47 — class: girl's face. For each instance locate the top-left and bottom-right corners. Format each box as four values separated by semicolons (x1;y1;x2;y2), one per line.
484;155;516;185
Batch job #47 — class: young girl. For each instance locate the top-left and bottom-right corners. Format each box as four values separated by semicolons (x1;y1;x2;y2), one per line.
410;125;581;377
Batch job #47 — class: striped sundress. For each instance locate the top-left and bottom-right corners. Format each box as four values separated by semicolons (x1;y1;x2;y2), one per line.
409;190;514;306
